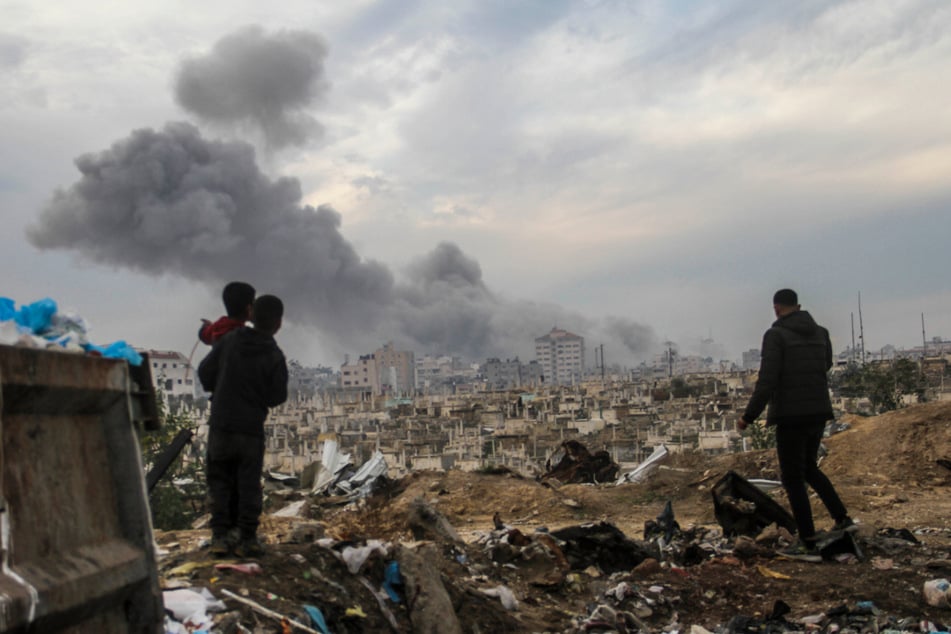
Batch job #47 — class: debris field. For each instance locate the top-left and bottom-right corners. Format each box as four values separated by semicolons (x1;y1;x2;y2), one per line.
156;401;951;633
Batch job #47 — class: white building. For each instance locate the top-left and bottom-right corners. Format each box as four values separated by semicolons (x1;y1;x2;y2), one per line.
143;349;197;397
535;327;585;385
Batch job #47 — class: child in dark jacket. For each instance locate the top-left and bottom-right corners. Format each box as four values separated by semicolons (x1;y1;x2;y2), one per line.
198;295;288;557
199;281;256;345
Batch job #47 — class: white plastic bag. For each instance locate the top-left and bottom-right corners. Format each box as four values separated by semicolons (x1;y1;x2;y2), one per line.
923;578;950;607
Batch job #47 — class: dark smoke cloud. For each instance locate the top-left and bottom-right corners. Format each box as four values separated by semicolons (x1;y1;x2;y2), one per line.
174;26;329;148
28;123;656;362
603;317;655;358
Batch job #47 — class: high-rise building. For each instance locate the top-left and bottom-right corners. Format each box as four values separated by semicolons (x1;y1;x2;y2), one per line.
534;327;585;385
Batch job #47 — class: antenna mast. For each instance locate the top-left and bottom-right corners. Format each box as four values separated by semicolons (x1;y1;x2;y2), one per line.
850;312;856;365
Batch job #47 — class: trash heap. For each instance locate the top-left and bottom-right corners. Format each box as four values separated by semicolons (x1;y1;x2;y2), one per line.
0;295;142;364
153;406;951;633
155;469;951;633
542;439;621;484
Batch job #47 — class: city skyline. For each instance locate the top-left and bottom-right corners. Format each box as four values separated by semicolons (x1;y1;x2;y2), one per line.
2;2;950;366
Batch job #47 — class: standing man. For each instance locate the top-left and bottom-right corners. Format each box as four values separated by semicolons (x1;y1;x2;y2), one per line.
738;289;855;562
199;295;288;558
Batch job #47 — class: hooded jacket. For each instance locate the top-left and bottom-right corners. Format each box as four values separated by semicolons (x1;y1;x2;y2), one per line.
198;327;288;436
742;310;833;424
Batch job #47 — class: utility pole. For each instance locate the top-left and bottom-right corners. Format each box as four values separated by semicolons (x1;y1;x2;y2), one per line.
858;292;866;365
922;313;927;359
664;341;675;378
598;343;605;419
599;343;605;384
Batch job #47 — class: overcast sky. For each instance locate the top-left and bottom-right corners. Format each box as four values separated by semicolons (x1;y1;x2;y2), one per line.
2;0;950;368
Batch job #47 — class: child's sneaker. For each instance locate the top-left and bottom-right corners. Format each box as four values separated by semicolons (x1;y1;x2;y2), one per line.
777;541;822;563
832;517;859;533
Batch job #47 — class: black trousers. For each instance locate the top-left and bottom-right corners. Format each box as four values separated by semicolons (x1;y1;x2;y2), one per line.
206;428;265;539
775;416;848;542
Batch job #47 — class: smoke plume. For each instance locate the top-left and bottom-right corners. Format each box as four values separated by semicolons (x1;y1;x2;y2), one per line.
174;26;329;148
28;123;656;362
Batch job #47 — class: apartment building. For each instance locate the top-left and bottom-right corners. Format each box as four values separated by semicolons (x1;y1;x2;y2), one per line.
341;343;416;396
375;342;415;396
535;327;585;385
523;360;544;385
741;348;760;371
340;354;377;395
415;355;457;388
483;358;522;389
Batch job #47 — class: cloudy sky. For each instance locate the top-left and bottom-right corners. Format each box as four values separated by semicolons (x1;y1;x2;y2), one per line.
2;0;950;368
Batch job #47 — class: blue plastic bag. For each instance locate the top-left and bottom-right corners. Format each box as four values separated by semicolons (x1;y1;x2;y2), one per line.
84;341;143;366
382;560;403;603
0;297;15;322
302;605;331;634
14;298;57;334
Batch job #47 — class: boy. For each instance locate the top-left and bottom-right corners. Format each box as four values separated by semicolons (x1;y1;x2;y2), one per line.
199;281;256;345
198;295;288;557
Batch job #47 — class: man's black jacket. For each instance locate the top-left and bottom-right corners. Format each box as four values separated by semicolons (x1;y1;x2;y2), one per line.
743;310;833;424
198;327;288;437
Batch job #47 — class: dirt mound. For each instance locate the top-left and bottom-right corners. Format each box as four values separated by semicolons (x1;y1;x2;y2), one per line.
825;401;951;487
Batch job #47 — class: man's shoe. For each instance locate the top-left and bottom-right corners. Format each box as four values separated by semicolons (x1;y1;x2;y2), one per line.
209;535;232;557
832;517;859;533
777;541;822;563
234;537;266;558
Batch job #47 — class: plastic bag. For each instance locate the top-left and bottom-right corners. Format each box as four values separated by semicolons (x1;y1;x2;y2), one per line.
923;578;950;607
83;340;143;366
341;540;388;574
0;297;15;321
14;298;57;334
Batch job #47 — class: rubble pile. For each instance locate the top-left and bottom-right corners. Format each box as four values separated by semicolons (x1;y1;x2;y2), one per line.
155;401;951;632
542;439;620;484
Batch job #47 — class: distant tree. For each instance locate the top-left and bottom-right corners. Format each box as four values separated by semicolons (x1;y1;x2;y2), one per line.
869;358;925;411
832;364;866;398
745;420;776;450
670;378;700;399
832;359;925;413
139;394;206;530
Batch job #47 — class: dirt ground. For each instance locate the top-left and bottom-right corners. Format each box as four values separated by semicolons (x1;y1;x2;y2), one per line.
156;400;951;633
